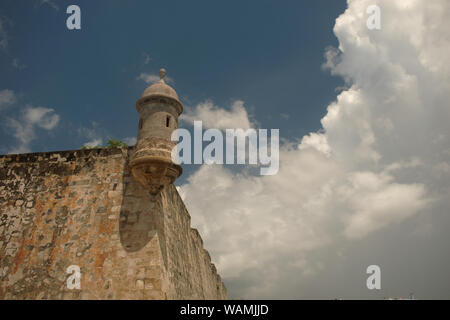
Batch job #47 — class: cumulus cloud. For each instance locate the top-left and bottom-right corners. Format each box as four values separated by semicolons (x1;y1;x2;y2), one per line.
298;132;331;157
123;136;137;146
82;138;102;148
181;100;256;130
137;72;173;85
24;106;59;129
142;52;151;65
178;0;450;298
0;89;16;109
78;121;104;148
77;124;136;148
38;0;59;11
339;171;429;239
6;105;60;154
12;58;26;70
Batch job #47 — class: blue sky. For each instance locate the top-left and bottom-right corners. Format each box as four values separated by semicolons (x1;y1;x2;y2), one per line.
0;0;345;156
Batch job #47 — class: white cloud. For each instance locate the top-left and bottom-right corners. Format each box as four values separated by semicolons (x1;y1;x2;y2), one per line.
137;72;173;85
339;171;429;239
78;122;104;148
123;136;137;146
6;105;60;154
12;58;26;70
298;132;331;157
178;0;450;298
24;106;59;129
38;0;59;11
142;53;151;65
77;125;136;149
83;138;102;148
181;100;255;130
0;89;16;109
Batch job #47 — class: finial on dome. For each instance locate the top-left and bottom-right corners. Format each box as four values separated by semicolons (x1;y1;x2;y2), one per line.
159;68;166;83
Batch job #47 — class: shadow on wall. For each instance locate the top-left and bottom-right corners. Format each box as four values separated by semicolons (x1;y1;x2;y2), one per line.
118;163;168;268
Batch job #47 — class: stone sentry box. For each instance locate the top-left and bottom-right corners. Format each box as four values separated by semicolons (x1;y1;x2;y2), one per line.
129;68;183;195
0;69;226;300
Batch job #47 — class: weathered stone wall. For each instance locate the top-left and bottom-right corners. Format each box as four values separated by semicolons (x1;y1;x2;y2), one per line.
0;148;226;300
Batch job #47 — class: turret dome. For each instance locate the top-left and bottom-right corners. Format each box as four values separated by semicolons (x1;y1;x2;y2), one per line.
137;68;182;113
141;69;180;101
131;67;183;194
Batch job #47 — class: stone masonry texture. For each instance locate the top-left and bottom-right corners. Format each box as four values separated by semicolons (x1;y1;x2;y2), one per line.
0;147;227;299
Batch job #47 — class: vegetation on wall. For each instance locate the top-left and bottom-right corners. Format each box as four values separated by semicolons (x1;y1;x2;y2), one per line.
81;139;129;150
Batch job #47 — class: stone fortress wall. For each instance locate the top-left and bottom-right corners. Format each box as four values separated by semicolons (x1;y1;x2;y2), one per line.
0;147;227;299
